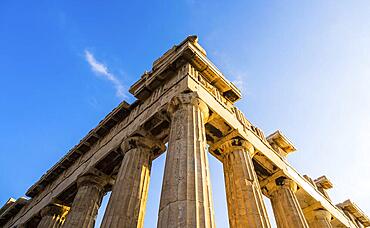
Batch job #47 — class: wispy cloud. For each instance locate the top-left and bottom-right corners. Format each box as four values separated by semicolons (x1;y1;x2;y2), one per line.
232;74;246;94
84;50;125;98
210;49;248;95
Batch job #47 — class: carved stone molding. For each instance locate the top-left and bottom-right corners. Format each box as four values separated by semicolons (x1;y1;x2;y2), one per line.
305;209;332;228
39;204;65;218
120;136;166;156
167;91;209;122
263;177;309;228
218;138;254;156
158;90;215;228
76;169;110;190
3;36;367;228
276;177;298;192
38;204;68;228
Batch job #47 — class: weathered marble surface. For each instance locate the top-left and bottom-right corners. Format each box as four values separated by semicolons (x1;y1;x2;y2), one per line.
157;92;215;228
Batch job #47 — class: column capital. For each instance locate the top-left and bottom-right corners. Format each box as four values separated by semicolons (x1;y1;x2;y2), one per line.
102;136;155;228
305;209;332;222
168;92;209;121
76;169;111;190
121;136;166;155
209;131;254;156
219;138;254;155
262;175;298;197
209;134;255;157
222;139;271;227
158;90;215;228
38;203;69;228
64;169;107;228
305;209;332;228
40;204;66;217
265;173;309;227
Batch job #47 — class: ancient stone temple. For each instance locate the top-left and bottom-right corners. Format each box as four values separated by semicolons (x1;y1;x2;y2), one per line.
1;36;369;228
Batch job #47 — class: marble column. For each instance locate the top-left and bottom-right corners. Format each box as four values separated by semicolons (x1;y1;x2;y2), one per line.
63;170;108;228
306;209;332;228
220;139;271;228
157;92;216;228
266;177;309;228
101;136;165;228
37;204;66;228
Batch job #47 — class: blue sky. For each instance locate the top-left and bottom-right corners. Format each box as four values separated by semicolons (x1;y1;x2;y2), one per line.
1;1;369;227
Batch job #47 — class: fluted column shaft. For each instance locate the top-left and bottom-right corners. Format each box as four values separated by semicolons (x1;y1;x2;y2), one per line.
268;178;309;228
221;140;270;228
37;204;66;228
101;136;165;228
63;172;107;228
158;92;215;228
306;209;332;228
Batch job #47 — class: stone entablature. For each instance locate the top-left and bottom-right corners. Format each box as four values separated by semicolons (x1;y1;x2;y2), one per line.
130;36;241;103
1;36;368;228
314;175;333;201
25;37;263;206
337;200;370;227
25;39;264;210
0;198;28;227
267;130;296;157
26;101;131;198
187;62;269;147
25;61;195;200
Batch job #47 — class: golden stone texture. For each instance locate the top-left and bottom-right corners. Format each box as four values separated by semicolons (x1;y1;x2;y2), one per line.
157;92;216;228
219;139;271;228
63;170;109;228
1;36;369;228
265;178;309;228
305;209;333;228
37;204;68;228
101;136;165;228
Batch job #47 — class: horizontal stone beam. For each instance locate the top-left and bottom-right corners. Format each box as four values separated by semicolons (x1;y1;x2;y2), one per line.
5;67;192;228
188;75;358;228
